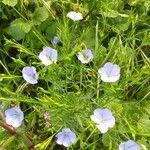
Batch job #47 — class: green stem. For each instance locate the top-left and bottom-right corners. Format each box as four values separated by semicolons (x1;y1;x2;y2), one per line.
96;74;100;99
80;65;83;89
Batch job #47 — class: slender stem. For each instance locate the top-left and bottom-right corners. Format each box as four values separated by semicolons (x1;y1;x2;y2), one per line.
80;65;83;89
16;83;28;94
96;74;100;99
95;21;99;51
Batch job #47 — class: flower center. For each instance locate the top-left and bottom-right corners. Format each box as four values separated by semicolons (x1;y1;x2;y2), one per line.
63;131;70;136
32;74;36;78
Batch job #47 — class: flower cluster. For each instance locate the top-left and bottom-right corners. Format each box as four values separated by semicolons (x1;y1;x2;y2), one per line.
5;10;141;149
54;108;140;148
44;112;51;128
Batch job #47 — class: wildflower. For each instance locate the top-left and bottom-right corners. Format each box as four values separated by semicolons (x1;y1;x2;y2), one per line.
52;36;59;45
44;112;51;128
77;49;93;64
67;11;83;21
119;140;141;150
56;128;77;147
22;66;38;84
5;107;24;128
98;62;120;82
39;47;58;66
44;112;50;120
90;108;115;134
45;121;51;128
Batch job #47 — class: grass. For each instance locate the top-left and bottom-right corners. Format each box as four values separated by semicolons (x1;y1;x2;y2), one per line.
0;0;150;149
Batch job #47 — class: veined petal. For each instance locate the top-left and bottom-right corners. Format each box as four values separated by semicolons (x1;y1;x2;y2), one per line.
56;128;77;147
77;49;93;64
91;108;116;133
22;66;38;84
5;107;24;128
98;62;120;83
96;124;109;134
119;140;141;150
63;136;72;147
39;47;58;66
56;133;64;145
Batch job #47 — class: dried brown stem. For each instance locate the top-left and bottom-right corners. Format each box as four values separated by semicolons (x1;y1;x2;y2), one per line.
0;121;16;135
0;121;34;149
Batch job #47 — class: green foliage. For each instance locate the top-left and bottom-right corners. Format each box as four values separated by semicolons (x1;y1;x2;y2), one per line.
2;0;18;7
6;18;32;40
0;0;150;149
32;7;49;25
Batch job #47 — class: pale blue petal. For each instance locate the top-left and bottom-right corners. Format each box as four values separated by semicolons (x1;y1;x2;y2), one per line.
96;124;109;133
119;140;141;150
56;132;64;145
101;109;114;120
91;109;103;124
63;136;72;147
68;132;77;143
111;64;120;76
90;114;101;124
77;49;93;64
103;62;114;73
62;128;71;132
52;36;59;45
39;47;58;66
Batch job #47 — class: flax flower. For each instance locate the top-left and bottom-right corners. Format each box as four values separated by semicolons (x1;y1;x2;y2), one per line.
22;66;38;84
90;108;115;133
119;140;141;150
98;62;120;82
77;49;93;64
39;47;58;66
5;107;24;128
56;128;77;147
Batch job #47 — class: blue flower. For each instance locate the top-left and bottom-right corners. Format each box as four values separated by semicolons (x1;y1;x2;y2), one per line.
98;62;120;82
5;107;24;128
39;47;58;66
52;36;59;45
119;140;141;150
77;49;93;64
56;128;77;147
90;108;115;134
22;66;38;84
